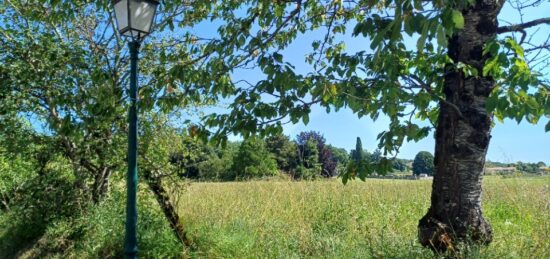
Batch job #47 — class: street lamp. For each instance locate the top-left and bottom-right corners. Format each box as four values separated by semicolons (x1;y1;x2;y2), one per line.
113;0;159;258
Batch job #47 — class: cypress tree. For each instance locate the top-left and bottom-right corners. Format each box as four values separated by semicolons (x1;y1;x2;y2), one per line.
352;137;363;163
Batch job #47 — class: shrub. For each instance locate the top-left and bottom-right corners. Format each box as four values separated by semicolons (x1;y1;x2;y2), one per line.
0;181;184;258
0;167;86;258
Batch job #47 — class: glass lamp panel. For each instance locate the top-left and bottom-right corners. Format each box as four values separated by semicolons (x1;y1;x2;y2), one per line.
129;0;156;34
113;0;128;31
123;30;133;37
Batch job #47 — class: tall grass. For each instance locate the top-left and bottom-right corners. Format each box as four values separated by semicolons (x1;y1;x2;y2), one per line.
178;176;550;258
2;176;546;258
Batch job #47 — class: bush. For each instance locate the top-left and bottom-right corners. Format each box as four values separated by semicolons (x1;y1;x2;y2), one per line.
170;136;218;179
392;159;408;172
412;151;434;176
0;181;184;258
294;164;320;180
514;162;541;174
0;167;86;258
70;185;183;258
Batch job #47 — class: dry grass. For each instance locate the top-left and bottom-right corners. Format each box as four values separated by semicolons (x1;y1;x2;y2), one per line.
176;176;550;258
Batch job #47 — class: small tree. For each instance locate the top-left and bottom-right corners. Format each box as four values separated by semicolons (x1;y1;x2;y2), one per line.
413;151;434;176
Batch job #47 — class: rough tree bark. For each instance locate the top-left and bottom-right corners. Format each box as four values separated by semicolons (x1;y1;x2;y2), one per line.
418;0;504;251
143;170;191;247
91;167;112;203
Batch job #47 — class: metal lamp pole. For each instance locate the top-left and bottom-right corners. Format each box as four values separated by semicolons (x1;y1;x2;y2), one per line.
112;1;160;257
125;40;140;258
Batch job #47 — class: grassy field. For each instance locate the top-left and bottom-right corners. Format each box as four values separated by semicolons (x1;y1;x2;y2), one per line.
176;176;550;258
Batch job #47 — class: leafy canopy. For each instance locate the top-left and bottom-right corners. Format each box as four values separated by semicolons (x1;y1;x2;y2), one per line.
153;1;548;182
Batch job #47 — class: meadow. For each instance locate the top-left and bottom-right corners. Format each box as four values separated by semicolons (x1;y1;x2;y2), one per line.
177;176;550;258
2;175;548;258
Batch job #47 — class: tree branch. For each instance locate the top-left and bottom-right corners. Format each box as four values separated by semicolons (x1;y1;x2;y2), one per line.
497;17;550;33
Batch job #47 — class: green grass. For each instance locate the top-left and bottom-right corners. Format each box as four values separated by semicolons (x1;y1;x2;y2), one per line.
177;176;550;258
2;176;547;258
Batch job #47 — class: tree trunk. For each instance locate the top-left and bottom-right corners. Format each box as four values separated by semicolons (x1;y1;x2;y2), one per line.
0;191;10;211
418;0;503;251
91;167;112;203
143;170;191;247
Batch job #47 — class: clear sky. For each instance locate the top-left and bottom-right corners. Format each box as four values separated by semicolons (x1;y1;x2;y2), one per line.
208;2;550;164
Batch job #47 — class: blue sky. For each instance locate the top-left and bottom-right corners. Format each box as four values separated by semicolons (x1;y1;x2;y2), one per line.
210;2;550;163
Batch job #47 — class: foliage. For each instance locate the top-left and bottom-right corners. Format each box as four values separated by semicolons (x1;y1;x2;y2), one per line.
392;159;408;172
485;160;512;168
199;141;240;181
296;131;337;177
169;136;217;179
266;134;299;173
351;137;364;164
412;151;435;176
514;162;542;174
145;0;550;187
296;139;321;179
0;182;183;258
326;144;349;175
0;164;88;257
0;0;215;202
0;118;38;210
1;0;549;255
346;137;395;180
231;137;278;180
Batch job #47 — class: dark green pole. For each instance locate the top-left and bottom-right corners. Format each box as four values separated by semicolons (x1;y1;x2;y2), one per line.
125;40;140;259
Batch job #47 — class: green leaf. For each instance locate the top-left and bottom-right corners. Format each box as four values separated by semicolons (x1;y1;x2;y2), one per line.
273;53;283;63
545;121;550;132
416;23;429;51
451;10;464;29
370;31;385;49
526;97;539;110
486;93;498;112
303;113;310;125
436;25;446;47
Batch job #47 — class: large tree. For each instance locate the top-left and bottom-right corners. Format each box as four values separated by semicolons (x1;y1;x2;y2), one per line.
412;151;435;176
296;131;337;177
174;0;549;250
266;134;299;173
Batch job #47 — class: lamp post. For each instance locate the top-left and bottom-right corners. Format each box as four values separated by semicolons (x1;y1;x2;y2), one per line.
112;0;159;258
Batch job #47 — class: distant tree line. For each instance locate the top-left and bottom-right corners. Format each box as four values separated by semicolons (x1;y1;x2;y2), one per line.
485;160;547;174
169;131;549;181
169;133;414;181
